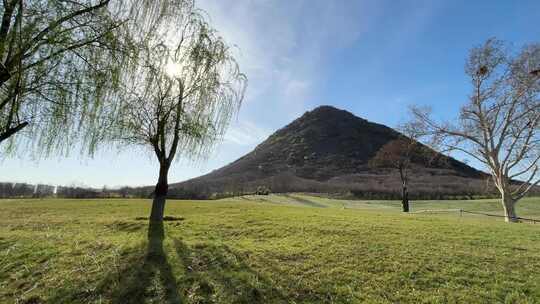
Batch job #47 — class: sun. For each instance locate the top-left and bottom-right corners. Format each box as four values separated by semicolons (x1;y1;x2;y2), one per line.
165;62;182;78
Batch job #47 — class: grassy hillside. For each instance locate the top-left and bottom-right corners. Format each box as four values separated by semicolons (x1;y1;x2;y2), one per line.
1;196;540;303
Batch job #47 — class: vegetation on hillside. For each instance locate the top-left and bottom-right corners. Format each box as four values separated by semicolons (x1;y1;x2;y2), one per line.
172;106;493;200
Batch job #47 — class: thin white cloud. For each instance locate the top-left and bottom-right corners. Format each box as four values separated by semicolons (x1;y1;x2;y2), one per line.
197;0;373;124
224;121;271;146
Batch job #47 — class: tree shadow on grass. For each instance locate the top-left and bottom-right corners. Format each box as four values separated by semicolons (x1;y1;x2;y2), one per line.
45;221;182;304
103;232;287;303
106;221;183;304
46;221;287;303
73;224;286;304
281;194;327;208
171;240;287;303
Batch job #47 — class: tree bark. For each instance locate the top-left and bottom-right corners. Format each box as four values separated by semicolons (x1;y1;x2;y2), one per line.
399;167;410;212
501;193;518;223
0;121;28;144
150;163;169;222
402;185;410;213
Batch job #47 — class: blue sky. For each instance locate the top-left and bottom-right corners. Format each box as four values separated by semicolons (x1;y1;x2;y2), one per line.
2;0;539;188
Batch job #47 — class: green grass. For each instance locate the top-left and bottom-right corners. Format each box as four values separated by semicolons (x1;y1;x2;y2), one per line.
1;196;540;303
233;194;540;218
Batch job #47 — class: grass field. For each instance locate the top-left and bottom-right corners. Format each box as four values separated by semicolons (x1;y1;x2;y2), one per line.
1;195;540;303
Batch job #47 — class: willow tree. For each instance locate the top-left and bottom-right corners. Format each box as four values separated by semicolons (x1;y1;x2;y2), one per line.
409;39;539;222
0;0;125;153
0;0;193;156
102;0;246;223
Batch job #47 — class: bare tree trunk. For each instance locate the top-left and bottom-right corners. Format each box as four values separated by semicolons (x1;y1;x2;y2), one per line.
399;167;410;213
402;184;410;213
501;193;518;223
150;163;169;222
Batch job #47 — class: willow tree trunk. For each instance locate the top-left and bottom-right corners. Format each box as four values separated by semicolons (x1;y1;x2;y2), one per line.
150;163;170;222
402;184;410;213
501;193;518;223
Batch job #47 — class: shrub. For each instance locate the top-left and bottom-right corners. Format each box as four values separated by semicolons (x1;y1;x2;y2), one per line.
256;186;271;195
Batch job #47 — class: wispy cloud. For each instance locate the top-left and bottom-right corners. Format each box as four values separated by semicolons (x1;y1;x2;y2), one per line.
224;121;271;146
197;0;373;124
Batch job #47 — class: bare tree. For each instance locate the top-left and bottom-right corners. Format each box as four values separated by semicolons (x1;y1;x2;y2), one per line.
409;39;540;222
100;0;246;223
370;138;418;212
369;135;436;212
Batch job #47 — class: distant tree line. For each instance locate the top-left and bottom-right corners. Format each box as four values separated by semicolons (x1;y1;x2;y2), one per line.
0;182;56;198
2;172;534;200
0;182;35;198
0;182;154;199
